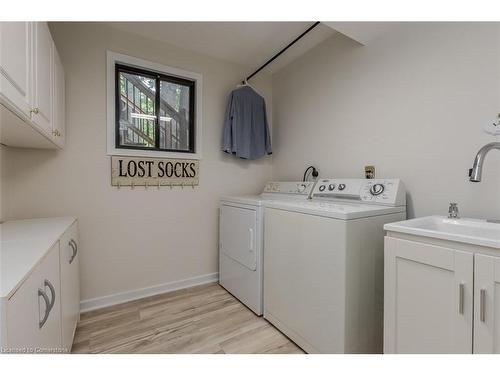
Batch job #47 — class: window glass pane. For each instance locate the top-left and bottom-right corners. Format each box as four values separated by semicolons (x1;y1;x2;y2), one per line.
159;80;191;151
118;70;156;148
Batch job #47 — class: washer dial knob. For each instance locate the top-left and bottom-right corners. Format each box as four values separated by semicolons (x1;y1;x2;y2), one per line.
338;184;346;191
370;183;385;196
328;184;336;191
319;185;326;192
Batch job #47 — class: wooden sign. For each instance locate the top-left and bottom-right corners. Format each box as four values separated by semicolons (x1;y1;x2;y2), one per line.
111;156;199;187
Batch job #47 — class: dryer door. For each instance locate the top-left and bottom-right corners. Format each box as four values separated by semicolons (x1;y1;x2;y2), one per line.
220;204;257;271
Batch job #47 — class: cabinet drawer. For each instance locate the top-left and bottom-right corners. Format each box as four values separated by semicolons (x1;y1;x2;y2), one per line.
6;242;62;353
59;221;80;352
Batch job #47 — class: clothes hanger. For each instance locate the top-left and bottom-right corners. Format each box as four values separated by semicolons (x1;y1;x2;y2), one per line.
237;78;250;88
236;78;261;96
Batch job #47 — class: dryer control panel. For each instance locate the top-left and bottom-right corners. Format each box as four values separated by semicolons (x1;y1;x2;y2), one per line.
263;181;315;195
312;178;406;206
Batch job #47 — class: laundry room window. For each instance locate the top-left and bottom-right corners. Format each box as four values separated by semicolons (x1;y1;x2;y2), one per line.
107;51;203;159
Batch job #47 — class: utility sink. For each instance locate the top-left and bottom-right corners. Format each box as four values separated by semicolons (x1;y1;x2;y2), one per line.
384;215;500;249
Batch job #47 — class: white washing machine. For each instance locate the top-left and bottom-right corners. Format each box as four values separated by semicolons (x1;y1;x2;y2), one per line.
219;181;316;315
263;178;407;353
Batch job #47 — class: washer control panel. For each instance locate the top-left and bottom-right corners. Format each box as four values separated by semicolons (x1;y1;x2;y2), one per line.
312;178;405;206
263;181;315;195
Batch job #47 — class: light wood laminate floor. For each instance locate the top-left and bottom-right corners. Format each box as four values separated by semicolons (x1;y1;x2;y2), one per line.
72;283;303;354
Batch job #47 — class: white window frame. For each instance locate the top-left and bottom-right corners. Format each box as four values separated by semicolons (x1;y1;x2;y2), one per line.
106;50;203;159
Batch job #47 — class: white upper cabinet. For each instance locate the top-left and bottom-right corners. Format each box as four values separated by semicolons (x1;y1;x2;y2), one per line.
0;22;65;149
32;22;53;134
0;22;32;117
52;44;65;147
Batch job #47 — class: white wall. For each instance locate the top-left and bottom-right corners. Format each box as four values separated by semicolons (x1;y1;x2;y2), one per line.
4;22;499;306
272;23;500;219
0;145;7;222
4;23;273;302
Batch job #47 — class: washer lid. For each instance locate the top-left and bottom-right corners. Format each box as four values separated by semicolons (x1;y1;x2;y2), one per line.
220;181;315;207
264;200;406;220
221;193;315;207
220;195;267;206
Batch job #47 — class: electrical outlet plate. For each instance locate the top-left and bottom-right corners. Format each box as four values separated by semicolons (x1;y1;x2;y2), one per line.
365;165;375;179
483;113;500;136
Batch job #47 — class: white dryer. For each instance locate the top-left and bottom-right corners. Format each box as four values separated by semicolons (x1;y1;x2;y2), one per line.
263;178;407;353
219;181;315;315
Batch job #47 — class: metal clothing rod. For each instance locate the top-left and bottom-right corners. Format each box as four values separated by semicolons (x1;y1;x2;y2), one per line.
245;21;321;82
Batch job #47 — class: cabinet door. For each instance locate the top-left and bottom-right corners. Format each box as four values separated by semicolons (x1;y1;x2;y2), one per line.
59;222;80;352
0;22;32;117
6;243;62;353
384;237;473;353
220;204;257;271
31;22;53;134
52;44;65;147
473;254;500;353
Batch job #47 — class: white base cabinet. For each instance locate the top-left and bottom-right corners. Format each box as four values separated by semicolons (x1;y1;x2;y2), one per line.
6;243;62;353
384;235;500;353
59;222;80;352
473;254;500;353
0;217;79;354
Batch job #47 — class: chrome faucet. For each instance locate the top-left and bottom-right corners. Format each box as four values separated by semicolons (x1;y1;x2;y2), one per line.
469;142;500;182
448;203;460;219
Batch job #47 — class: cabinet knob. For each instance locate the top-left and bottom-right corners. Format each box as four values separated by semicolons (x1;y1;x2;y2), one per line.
30;107;39;115
52;130;61;137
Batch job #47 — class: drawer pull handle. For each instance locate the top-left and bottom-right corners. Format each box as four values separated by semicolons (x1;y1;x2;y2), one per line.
459;283;465;315
44;279;56;311
38;289;50;329
249;228;254;252
69;239;78;264
480;288;486;322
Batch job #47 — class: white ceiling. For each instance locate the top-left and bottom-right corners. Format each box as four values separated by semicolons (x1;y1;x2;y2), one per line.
324;22;402;45
104;22;336;75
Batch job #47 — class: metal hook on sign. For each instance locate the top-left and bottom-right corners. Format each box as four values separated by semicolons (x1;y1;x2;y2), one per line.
131;181;135;190
157;180;161;189
145;181;148;190
169;182;173;190
192;182;195;190
117;181;120;189
181;183;184;190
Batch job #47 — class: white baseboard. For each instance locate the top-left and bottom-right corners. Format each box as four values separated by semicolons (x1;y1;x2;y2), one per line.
80;272;219;313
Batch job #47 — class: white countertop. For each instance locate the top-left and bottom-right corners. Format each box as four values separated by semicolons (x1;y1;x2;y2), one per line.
384;215;500;249
1;217;76;299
